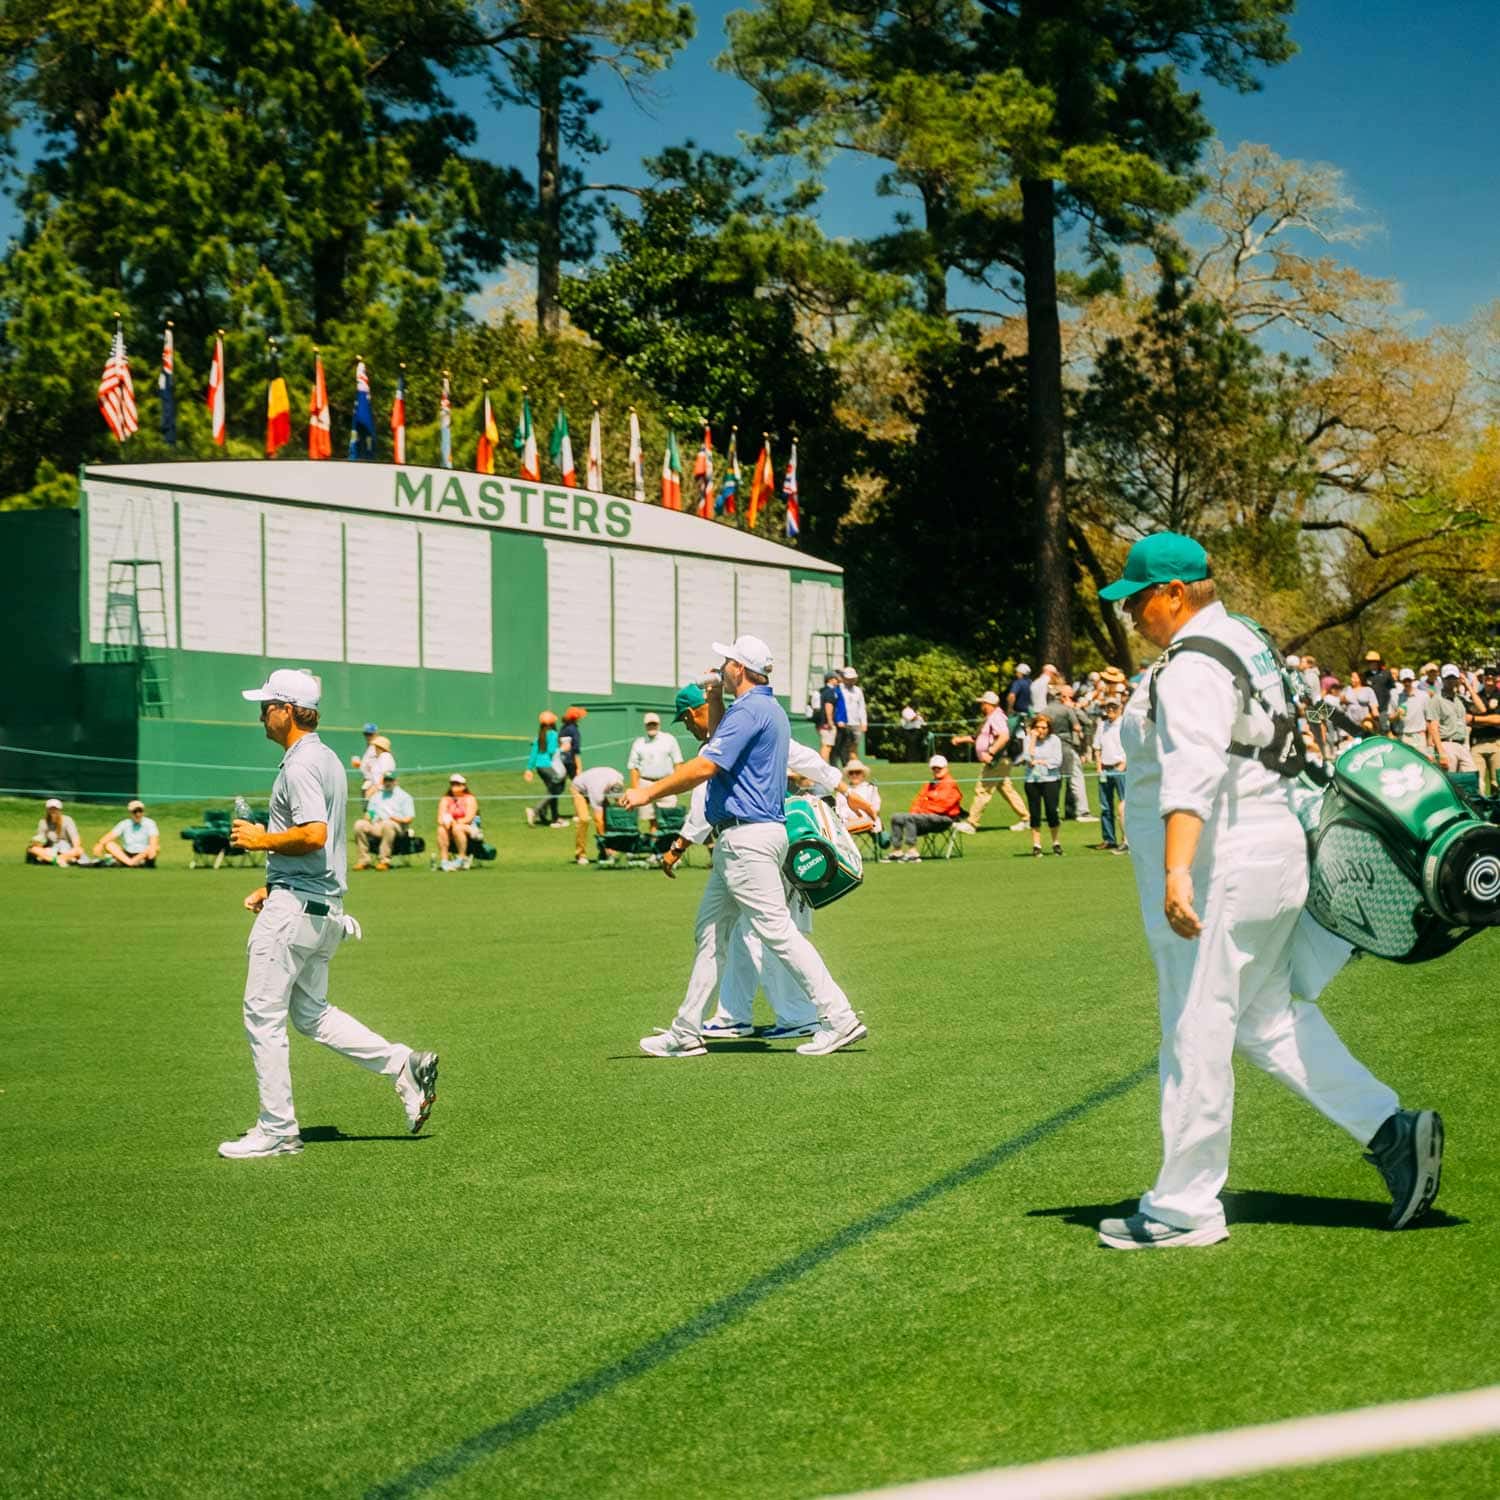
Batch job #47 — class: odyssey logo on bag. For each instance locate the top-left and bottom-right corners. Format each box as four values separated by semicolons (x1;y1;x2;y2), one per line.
1378;763;1428;801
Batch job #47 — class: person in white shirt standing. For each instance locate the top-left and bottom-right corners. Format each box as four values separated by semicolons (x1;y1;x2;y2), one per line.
836;667;868;764
1093;534;1440;1249
1092;700;1129;853
627;712;683;830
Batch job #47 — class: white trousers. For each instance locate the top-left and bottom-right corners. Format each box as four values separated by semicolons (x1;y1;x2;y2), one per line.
1136;814;1398;1232
710;895;820;1028
671;821;853;1035
242;889;408;1135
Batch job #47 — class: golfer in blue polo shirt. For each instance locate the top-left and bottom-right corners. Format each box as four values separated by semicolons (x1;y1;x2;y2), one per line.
621;634;865;1057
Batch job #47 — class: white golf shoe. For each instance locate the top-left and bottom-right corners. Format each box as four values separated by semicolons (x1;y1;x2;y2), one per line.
701;1018;755;1040
218;1126;303;1159
1097;1213;1228;1250
796;1014;868;1056
639;1025;708;1058
395;1050;440;1134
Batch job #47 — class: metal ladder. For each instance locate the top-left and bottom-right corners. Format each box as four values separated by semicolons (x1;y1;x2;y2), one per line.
103;560;171;717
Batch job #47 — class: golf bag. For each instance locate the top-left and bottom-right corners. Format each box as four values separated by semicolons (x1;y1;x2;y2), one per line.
1303;738;1500;963
782;795;864;910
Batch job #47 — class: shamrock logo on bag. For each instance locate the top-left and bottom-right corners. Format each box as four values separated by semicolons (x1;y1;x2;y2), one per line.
1378;763;1426;801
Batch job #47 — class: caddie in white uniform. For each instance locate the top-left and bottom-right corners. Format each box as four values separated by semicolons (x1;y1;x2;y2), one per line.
219;668;439;1159
1093;535;1441;1248
623;637;865;1057
627;711;683;823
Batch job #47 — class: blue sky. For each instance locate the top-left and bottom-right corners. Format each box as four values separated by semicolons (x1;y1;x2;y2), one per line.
5;0;1496;329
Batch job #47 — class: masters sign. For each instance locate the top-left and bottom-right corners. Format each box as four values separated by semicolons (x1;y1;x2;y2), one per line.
393;470;632;540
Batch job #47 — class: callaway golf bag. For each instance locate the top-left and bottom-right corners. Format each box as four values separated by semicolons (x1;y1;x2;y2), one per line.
782;795;864;910
1303;738;1500;963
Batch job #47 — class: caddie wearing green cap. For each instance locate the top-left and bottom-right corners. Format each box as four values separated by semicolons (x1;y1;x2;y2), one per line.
1093;534;1441;1249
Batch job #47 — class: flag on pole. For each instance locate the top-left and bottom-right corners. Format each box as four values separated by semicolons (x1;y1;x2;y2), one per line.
477;387;499;474
206;331;226;446
159;323;177;445
308;350;332;459
349;358;375;460
514;391;539;480
693;425;715;518
783;438;800;538
586;405;603;491
748;435;775;529
718;427;740;516
98;317;139;442
661;430;683;510
390;365;407;464
549;399;576;486
439;371;452;469
264;344;291;456
627;408;645;503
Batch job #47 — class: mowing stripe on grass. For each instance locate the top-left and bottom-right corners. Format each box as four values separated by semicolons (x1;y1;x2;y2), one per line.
366;1060;1156;1499
829;1384;1500;1499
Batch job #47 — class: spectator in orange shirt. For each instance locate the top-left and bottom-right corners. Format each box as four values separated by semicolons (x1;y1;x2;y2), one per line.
437;773;479;869
888;754;964;862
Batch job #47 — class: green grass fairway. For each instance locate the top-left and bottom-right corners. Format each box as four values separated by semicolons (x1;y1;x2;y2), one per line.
3;778;1498;1499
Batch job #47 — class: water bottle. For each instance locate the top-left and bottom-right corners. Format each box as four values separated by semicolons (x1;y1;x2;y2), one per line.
232;796;253;823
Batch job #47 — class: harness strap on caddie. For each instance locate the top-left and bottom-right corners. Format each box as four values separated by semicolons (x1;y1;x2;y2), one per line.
1148;635;1306;778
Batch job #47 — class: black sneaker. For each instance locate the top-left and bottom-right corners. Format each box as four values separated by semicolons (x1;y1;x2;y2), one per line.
1052;842;1064;856
1364;1109;1443;1229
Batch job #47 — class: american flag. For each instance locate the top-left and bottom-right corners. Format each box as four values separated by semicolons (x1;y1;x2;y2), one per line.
98;321;139;442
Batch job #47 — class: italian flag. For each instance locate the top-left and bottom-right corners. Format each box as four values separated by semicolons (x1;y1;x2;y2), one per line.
550;400;577;486
661;429;683;510
514;392;540;480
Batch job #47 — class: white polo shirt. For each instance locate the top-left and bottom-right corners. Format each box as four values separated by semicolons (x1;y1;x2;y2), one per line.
628;732;683;782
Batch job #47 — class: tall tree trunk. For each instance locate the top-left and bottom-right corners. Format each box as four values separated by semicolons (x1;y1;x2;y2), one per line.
1021;175;1071;673
919;182;949;318
536;37;563;337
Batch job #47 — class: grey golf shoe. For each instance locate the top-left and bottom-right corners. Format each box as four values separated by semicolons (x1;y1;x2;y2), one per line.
1364;1108;1443;1229
1097;1213;1229;1250
396;1050;440;1134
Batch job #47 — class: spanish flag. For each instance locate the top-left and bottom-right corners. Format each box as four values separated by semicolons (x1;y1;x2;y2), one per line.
265;344;291;457
747;436;774;530
477;386;499;474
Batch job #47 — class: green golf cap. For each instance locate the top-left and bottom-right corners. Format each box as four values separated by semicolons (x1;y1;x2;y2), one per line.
1098;532;1212;601
673;682;707;722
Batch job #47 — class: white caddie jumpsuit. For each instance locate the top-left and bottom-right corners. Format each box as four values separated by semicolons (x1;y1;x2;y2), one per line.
1122;602;1398;1232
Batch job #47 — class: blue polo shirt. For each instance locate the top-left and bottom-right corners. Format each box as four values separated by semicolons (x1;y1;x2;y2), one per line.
702;686;789;825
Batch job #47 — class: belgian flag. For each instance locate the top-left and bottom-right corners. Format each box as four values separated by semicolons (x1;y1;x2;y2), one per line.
265;342;291;457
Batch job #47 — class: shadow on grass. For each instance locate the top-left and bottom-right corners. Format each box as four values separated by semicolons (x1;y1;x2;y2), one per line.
605;1044;868;1061
300;1125;431;1145
1029;1190;1466;1232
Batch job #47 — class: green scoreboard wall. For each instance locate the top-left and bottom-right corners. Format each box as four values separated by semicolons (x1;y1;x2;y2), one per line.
78;461;845;799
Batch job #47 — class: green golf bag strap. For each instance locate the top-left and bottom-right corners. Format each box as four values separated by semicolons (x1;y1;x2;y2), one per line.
1148;635;1307;780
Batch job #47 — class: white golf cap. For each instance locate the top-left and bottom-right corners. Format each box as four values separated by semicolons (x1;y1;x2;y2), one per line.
712;634;774;675
928;754;948;769
978;690;1000;706
1285;653;1301;667
242;667;321;708
900;706;917;722
1441;663;1461;679
448;772;467;785
1015;663;1031;676
846;758;867;772
127;799;145;811
45;797;62;809
643;712;661;725
1399;668;1415;681
842;666;858;679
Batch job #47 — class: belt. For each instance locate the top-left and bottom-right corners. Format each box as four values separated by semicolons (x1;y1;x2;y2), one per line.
1102;763;1125;771
267;883;333;917
710;816;757;835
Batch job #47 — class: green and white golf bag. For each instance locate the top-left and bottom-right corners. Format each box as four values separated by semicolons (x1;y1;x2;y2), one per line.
1303;738;1500;962
782;795;864;910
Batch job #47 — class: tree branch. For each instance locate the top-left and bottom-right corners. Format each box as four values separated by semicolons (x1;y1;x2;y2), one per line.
1285;570;1419;652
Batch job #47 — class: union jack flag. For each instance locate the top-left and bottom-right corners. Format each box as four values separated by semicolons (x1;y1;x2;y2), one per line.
98;320;139;442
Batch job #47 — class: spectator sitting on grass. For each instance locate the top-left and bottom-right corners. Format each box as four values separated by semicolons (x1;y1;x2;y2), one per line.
355;770;415;871
437;773;479;870
888;755;963;863
27;798;84;866
93;799;160;867
837;758;882;835
571;766;625;866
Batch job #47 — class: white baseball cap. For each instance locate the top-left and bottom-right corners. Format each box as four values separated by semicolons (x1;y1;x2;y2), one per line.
643;712;661;726
928;754;948;770
45;797;62;809
978;690;1000;706
712;635;774;675
242;667;321;708
1285;653;1301;668
1440;663;1461;679
1399;668;1415;681
448;772;467;785
1015;663;1032;676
